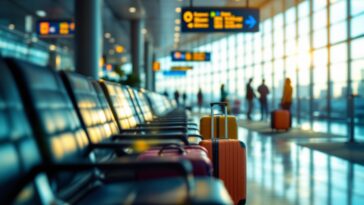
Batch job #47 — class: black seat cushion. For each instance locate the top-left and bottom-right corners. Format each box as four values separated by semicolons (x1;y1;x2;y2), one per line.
61;71;119;144
5;58;93;200
0;59;41;204
92;81;120;133
99;81;140;130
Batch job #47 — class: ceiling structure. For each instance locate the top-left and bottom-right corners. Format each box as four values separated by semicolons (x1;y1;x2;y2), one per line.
0;0;270;62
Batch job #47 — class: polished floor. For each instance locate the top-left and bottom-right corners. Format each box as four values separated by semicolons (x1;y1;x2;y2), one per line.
239;128;364;205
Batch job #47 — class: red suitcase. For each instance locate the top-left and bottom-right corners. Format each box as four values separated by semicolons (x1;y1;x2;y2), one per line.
199;102;247;205
271;109;291;130
137;144;213;178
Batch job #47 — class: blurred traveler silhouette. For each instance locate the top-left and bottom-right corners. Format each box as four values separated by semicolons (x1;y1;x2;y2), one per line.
246;78;255;120
232;99;241;115
281;78;293;111
174;90;180;105
182;92;187;106
220;84;228;102
197;88;203;112
257;79;270;120
220;84;228;112
163;90;169;98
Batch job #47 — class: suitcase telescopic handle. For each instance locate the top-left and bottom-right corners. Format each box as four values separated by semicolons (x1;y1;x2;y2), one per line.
158;144;186;156
210;102;228;140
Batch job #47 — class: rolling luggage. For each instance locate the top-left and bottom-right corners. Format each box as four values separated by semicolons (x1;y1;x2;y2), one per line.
137;144;213;178
271;109;291;130
200;105;238;140
199;102;247;205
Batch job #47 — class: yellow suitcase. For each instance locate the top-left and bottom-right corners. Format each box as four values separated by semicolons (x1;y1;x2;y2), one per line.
200;103;238;140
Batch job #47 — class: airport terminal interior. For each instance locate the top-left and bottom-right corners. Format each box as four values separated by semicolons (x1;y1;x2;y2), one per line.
0;0;364;204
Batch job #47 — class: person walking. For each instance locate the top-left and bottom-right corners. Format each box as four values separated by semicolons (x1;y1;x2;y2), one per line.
257;79;270;121
280;78;293;111
197;88;203;113
246;78;255;120
174;90;180;105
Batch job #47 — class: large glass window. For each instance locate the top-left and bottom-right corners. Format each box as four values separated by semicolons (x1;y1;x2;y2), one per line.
351;13;364;38
154;0;364;139
351;0;364;16
330;0;346;24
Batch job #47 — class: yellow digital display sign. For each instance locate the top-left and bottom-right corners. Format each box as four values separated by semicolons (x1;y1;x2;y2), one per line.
181;7;259;33
37;20;75;37
171;51;211;62
152;62;161;71
171;66;193;71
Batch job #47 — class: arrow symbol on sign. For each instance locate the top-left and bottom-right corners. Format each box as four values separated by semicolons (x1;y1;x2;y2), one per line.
245;15;256;29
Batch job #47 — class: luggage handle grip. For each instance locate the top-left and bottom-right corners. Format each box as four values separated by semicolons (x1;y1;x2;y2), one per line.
158;144;186;156
210;102;228;140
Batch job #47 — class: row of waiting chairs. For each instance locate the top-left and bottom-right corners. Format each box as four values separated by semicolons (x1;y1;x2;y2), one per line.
0;58;232;205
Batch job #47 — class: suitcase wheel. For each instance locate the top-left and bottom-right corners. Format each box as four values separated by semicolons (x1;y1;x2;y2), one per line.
238;199;246;205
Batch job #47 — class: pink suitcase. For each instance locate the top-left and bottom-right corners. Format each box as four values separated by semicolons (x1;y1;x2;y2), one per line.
137;144;213;178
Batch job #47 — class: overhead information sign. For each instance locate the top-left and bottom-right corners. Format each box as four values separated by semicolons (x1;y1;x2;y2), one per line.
171;51;211;62
171;66;193;71
36;20;75;37
181;7;259;32
163;71;187;77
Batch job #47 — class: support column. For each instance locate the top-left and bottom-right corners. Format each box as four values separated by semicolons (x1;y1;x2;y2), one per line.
144;40;154;90
309;0;314;127
131;20;143;87
75;0;102;79
152;53;157;91
347;0;353;141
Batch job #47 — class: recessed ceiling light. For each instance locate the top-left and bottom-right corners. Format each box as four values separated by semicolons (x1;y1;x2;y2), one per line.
115;45;124;53
8;24;15;30
129;7;136;13
36;10;47;17
174;33;180;37
175;7;181;13
104;32;111;39
142;28;147;34
121;56;128;63
109;38;115;43
49;44;57;51
175;26;180;32
175;19;181;24
31;37;38;43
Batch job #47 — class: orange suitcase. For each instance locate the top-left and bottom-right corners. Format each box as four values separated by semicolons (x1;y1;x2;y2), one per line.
271;109;291;130
199;102;247;205
200;114;238;140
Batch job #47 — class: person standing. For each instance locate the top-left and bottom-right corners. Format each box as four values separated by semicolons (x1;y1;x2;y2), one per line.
257;79;270;121
174;90;180;105
163;90;169;98
220;84;228;102
246;78;255;120
197;88;203;112
182;92;187;106
281;78;293;111
220;84;228;112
